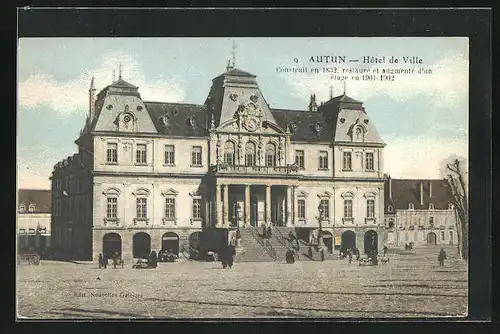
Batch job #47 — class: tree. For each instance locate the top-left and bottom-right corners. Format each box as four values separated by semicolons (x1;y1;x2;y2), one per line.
444;157;468;261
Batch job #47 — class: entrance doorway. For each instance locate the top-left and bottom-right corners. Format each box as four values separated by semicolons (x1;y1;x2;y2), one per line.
321;231;333;253
426;232;437;245
250;196;258;226
364;230;378;255
103;233;122;258
341;230;356;251
162;232;179;255
133;232;151;258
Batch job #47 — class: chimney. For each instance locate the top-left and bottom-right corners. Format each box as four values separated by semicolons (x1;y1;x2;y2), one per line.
308;94;318;112
429;181;433;197
388;175;392;199
89;76;96;121
420;182;424;206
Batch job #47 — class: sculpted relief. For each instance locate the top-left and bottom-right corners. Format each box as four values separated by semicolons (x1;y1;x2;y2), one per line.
235;102;263;132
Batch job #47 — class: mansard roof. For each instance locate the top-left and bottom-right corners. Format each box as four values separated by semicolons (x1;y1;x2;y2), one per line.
109;78;138;89
18;189;51;213
144;101;209;137
271;109;333;142
384;178;453;212
324;93;363;105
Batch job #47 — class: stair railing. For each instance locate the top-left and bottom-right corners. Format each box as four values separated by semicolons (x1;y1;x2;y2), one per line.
272;225;294;249
250;225;277;261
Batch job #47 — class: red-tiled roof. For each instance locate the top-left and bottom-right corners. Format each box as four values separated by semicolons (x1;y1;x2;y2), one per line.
18;189;51;213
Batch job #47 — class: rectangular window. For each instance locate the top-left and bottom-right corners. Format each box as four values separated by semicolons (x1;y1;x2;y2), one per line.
192;198;202;219
344;199;353;218
298;199;306;219
343;151;352;170
449;231;453;241
319;199;329;219
224;152;235;166
106;143;118;163
136;144;147;164
429;216;434;226
165;198;176;219
136;198;147;218
295;150;305;169
365;152;374;171
441;231;445;240
106;198;117;218
191;146;202;166
319;151;328;170
366;199;375;218
164;145;175;165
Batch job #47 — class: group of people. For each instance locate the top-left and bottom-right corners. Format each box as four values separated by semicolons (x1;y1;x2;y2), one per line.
219;244;236;269
261;225;273;239
98;252;122;269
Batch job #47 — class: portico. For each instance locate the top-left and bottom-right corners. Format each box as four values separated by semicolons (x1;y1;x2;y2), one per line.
213;179;297;228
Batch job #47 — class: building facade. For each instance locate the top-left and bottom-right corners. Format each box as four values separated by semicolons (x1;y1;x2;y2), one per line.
17;189;52;255
51;63;387;261
384;177;458;246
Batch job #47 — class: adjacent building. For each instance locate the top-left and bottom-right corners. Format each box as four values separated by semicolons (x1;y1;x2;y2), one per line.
51;62;388;261
384;177;458;246
17;189;52;254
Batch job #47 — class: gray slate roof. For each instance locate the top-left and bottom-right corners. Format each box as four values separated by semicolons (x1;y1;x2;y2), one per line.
144;102;209;137
385;179;453;211
18;189;51;213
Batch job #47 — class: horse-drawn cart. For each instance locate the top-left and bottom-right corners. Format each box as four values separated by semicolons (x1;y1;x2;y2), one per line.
18;253;41;265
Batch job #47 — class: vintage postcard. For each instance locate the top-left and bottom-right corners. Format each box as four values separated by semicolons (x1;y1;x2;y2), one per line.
17;37;469;319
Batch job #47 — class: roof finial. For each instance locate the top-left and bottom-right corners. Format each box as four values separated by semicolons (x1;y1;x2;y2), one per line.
343;80;346;95
231;40;237;68
226;59;232;72
112;69;116;82
329;85;333;99
90;76;95;90
118;63;123;80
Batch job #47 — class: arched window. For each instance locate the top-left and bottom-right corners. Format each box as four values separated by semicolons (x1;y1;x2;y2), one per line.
245;141;256;166
355;127;363;141
429;203;434;210
224;141;235;166
388;205;393;212
409;203;414;210
265;143;276;167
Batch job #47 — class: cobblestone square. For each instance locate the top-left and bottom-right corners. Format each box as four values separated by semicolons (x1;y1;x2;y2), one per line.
17;245;467;319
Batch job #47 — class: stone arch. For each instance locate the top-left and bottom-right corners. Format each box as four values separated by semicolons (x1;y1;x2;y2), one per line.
364;230;378;255
133;232;151;258
162;232;179;255
103;233;122;258
341;230;356;251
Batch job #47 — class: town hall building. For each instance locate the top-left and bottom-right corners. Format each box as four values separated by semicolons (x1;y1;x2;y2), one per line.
50;61;388;261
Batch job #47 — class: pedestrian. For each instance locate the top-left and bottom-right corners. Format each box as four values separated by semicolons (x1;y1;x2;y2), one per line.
383;246;388;257
262;224;267;239
286;249;295;264
355;248;360;261
308;246;313;259
348;250;353;264
288;230;295;242
320;248;325;262
438;248;447;266
227;245;236;268
267;226;272;238
103;253;108;268
112;253;118;269
221;246;228;269
149;251;158;268
98;253;103;268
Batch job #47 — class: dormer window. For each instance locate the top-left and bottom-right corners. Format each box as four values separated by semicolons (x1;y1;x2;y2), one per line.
409;203;414;210
448;203;454;210
429;203;434;210
28;204;35;212
19;205;26;213
388;205;393;212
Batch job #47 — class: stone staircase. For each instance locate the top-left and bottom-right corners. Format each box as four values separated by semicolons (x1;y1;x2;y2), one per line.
234;227;276;262
234;226;338;262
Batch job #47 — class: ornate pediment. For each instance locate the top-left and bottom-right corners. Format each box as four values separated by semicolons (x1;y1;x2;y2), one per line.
235;103;263;132
161;188;179;197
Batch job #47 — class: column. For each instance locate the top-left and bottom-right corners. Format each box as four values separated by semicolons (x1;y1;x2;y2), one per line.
223;185;229;226
216;184;222;227
286;186;292;226
265;184;271;224
244;184;250;227
292;186;298;225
